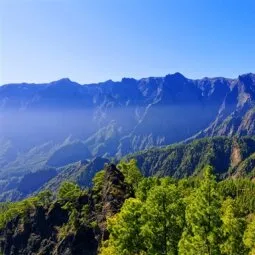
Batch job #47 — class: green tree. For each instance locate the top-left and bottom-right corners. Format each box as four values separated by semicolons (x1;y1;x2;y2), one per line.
141;184;185;255
57;181;83;205
117;159;143;189
57;182;84;240
135;176;160;202
37;190;53;207
179;166;222;255
243;215;255;255
101;198;145;255
220;197;247;255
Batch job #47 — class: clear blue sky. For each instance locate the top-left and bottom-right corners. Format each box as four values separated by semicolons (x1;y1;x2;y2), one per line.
0;0;255;84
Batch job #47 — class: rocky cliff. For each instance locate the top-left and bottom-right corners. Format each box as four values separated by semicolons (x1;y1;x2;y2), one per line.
0;164;131;255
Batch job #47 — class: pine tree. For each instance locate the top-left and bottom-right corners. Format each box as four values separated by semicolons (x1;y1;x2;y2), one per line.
243;215;255;255
101;198;145;255
220;197;247;255
141;184;184;255
178;166;222;255
117;159;143;190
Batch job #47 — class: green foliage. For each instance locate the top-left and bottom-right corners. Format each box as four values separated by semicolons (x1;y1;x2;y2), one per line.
102;181;184;255
218;178;255;215
57;181;83;205
0;196;43;229
57;208;79;241
135;176;161;201
102;198;145;255
0;190;54;229
101;165;255;255
117;159;143;190
243;215;255;255
141;184;185;255
3;161;255;254
128;136;255;179
179;166;222;255
92;170;105;209
57;181;85;240
92;170;105;194
37;190;53;207
220;197;247;255
80;204;90;226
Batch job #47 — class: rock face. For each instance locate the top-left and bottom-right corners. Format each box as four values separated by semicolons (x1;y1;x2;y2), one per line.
99;164;132;240
0;164;131;255
193;74;255;139
102;164;131;217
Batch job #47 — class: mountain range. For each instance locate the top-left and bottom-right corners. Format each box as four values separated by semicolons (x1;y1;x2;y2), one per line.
0;72;255;200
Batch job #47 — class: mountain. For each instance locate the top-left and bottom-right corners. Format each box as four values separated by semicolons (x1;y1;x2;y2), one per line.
0;157;109;202
1;73;255;196
3;136;255;203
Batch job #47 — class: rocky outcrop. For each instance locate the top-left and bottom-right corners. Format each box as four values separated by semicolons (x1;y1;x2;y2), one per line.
0;204;68;255
0;163;131;254
102;164;131;217
98;164;132;241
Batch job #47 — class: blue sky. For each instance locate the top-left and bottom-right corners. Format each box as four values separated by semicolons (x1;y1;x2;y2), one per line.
1;0;255;84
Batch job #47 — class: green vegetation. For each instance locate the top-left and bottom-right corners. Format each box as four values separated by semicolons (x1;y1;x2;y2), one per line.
117;159;143;189
2;159;255;254
128;136;255;179
0;190;53;229
100;163;255;255
56;181;87;240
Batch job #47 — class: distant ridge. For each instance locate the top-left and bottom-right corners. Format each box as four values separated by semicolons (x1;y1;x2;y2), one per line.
0;72;255;179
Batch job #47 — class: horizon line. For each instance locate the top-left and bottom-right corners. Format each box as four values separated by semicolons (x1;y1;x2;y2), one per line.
1;72;254;86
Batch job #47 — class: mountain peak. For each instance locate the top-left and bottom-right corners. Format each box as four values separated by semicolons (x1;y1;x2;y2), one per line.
50;78;80;86
238;73;255;84
57;78;71;82
165;72;186;80
121;77;137;84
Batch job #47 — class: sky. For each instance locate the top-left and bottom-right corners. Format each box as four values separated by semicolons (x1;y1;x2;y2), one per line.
0;0;255;85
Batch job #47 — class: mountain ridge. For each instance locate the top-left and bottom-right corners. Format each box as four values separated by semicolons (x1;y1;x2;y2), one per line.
0;72;255;193
4;71;251;87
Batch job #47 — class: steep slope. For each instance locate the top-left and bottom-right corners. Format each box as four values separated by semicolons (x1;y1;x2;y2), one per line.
127;136;255;179
0;157;109;202
3;136;255;203
192;73;255;139
0;164;132;255
41;157;110;193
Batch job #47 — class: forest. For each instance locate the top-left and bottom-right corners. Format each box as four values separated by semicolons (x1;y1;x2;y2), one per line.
1;159;255;255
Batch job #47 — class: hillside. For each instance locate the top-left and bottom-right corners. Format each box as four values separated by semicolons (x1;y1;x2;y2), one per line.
128;136;255;179
0;157;109;202
2;136;255;202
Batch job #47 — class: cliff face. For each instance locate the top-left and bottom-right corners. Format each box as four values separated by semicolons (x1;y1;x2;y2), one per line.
193;74;255;139
0;204;69;255
99;164;132;241
0;164;131;255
